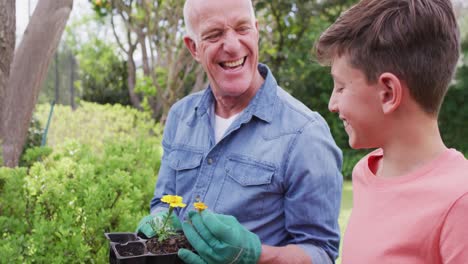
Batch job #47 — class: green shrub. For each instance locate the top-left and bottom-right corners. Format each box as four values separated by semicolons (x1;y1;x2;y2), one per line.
20;146;53;168
0;137;161;263
342;149;367;180
34;102;161;152
1;102;163;263
24;115;44;150
15;115;45;167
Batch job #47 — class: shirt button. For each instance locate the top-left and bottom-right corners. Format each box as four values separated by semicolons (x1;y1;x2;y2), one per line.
207;158;214;165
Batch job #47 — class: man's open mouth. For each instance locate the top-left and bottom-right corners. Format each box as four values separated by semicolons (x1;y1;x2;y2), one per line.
220;56;247;69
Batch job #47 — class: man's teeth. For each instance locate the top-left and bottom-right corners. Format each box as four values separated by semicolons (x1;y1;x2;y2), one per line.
224;58;244;68
343;120;348;127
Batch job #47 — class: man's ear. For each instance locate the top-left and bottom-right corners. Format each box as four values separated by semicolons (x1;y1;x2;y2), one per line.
184;36;199;61
378;72;402;114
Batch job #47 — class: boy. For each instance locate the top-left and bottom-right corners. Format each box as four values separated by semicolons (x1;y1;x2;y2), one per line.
315;0;468;263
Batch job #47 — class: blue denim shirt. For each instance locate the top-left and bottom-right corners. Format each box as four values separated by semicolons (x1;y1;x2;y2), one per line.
150;64;343;263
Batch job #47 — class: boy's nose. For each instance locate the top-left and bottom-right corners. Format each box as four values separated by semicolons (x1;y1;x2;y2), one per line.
328;92;338;113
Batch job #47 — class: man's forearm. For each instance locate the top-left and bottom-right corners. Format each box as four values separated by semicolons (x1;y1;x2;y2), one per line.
258;245;313;264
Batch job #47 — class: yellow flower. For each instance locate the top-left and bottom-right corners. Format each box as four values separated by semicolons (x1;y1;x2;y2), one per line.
161;195;186;208
194;201;208;212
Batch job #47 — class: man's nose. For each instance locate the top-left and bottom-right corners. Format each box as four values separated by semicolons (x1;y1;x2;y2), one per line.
222;30;241;53
328;92;338;113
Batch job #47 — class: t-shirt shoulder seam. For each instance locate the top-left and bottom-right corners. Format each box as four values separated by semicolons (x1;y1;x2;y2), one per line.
441;191;468;226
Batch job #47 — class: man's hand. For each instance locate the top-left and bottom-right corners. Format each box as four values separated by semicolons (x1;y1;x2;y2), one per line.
135;211;182;238
178;210;261;264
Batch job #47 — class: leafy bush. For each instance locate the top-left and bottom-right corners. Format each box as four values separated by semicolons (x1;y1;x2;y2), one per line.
0;102;163;262
34;102;161;151
0;137;161;263
18;115;46;167
20;146;53;168
75;37;130;106
24;115;44;151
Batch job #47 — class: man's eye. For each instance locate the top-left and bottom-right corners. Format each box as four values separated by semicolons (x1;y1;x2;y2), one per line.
237;26;250;33
203;32;222;41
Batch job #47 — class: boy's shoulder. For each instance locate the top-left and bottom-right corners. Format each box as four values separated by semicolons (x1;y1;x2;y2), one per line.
352;148;468;186
426;148;468;180
352;148;382;173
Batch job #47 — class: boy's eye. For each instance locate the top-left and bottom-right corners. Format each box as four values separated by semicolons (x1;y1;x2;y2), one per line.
333;86;344;93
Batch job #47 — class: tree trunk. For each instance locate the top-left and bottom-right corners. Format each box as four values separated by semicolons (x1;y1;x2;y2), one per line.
1;0;73;167
127;47;142;110
0;1;16;163
70;53;76;110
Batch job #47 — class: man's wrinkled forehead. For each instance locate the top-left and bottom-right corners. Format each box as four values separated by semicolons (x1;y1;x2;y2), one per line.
184;0;255;34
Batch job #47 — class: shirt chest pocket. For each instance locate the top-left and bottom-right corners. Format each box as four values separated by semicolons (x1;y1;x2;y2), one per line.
215;155;276;221
167;149;203;196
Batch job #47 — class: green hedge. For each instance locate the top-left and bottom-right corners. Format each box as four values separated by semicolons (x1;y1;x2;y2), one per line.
0;138;161;263
35;102;160;150
1;102;163;263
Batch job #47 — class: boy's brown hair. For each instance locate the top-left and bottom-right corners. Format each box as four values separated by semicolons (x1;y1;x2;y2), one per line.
315;0;460;115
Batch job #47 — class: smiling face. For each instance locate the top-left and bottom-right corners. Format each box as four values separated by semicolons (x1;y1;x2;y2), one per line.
183;0;263;101
328;55;387;149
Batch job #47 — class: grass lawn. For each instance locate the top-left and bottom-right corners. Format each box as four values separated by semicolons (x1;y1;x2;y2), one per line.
336;180;353;264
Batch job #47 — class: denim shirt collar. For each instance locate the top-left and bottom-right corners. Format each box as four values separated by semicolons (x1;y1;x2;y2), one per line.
194;63;278;123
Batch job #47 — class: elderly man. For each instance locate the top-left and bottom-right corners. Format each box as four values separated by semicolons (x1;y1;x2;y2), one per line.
138;0;343;263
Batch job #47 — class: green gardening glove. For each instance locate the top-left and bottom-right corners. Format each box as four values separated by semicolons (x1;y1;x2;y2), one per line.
136;211;182;238
178;210;261;264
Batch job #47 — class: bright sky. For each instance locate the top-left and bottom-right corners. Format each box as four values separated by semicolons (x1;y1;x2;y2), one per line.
16;0;36;38
15;0;92;41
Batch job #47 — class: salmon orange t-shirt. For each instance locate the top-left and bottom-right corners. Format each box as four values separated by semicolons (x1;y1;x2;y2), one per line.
342;148;468;264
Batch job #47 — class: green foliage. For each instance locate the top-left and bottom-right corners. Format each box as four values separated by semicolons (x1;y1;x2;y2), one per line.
135;73;158;97
89;0;112;17
439;38;468;154
24;115;44;150
37;45;76;106
342;149;367;180
19;115;47;167
75;37;130;105
34;102;160;151
149;211;177;242
0;114;162;262
0;168;29;262
20;146;53;168
439;85;468;152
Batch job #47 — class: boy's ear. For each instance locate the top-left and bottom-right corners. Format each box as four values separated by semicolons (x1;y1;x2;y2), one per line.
378;72;402;114
183;36;200;61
